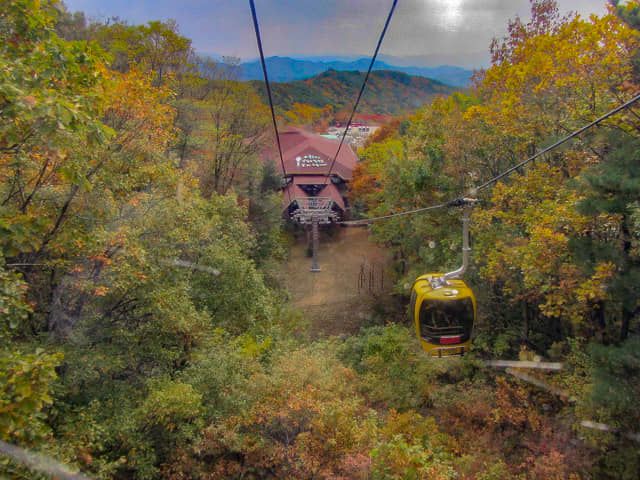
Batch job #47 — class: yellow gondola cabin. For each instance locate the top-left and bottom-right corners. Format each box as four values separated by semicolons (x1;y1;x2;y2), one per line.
410;199;477;357
410;274;476;356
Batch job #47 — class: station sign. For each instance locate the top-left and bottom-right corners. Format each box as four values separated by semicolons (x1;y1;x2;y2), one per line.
295;154;327;168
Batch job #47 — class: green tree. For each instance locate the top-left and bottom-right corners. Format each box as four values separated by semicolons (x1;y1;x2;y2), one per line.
576;132;640;341
90;18;193;85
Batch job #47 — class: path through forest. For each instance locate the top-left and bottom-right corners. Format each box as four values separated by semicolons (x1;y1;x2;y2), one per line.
284;226;394;336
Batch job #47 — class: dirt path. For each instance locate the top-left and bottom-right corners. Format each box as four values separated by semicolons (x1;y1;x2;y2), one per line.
284;226;393;336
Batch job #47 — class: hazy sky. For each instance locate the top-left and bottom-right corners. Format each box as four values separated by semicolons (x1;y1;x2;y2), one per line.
62;0;611;67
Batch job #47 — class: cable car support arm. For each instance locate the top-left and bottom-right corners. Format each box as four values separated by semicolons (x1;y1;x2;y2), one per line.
432;197;477;289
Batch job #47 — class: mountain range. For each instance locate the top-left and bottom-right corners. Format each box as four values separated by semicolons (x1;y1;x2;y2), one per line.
239;56;475;87
249;69;458;117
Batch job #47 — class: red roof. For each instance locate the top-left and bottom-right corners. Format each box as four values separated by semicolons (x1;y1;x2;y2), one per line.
265;129;358;181
282;181;346;212
292;175;330;185
320;182;346;211
281;183;308;203
263;129;358;220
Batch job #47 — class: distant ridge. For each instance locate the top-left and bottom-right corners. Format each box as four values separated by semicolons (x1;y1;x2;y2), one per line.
239;56;474;87
249;69;459;117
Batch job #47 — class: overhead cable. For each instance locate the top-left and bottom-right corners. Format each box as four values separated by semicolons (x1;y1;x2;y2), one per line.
472;92;640;193
340;92;640;225
249;0;292;203
340;202;447;226
323;0;399;186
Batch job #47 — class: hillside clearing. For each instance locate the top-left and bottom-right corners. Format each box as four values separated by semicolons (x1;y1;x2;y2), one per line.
284;226;395;337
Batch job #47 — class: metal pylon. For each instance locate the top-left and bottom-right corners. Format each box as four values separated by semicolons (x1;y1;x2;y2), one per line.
310;214;321;272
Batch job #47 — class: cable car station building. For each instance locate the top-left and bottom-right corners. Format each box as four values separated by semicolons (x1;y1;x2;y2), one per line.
265;129;359;225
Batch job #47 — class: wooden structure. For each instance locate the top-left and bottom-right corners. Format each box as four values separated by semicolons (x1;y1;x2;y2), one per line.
263;129;359;224
262;129;360;271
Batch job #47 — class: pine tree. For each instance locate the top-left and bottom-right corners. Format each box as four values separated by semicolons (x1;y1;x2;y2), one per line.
577;132;640;341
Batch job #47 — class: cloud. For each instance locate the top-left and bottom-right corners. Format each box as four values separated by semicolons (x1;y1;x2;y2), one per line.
62;0;610;64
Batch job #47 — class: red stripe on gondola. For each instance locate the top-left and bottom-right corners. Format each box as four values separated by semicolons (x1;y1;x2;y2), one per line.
441;336;462;345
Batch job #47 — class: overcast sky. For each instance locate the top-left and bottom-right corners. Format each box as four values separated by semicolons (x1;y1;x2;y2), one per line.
62;0;611;67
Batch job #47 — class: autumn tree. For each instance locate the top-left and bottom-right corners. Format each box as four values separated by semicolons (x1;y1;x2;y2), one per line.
89;18;271;198
284;102;334;131
461;0;640;352
90;18;193;86
183;79;270;197
1;3;280;478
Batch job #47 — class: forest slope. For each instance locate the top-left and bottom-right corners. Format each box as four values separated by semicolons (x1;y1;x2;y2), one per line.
250;69;459;116
3;2;640;480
